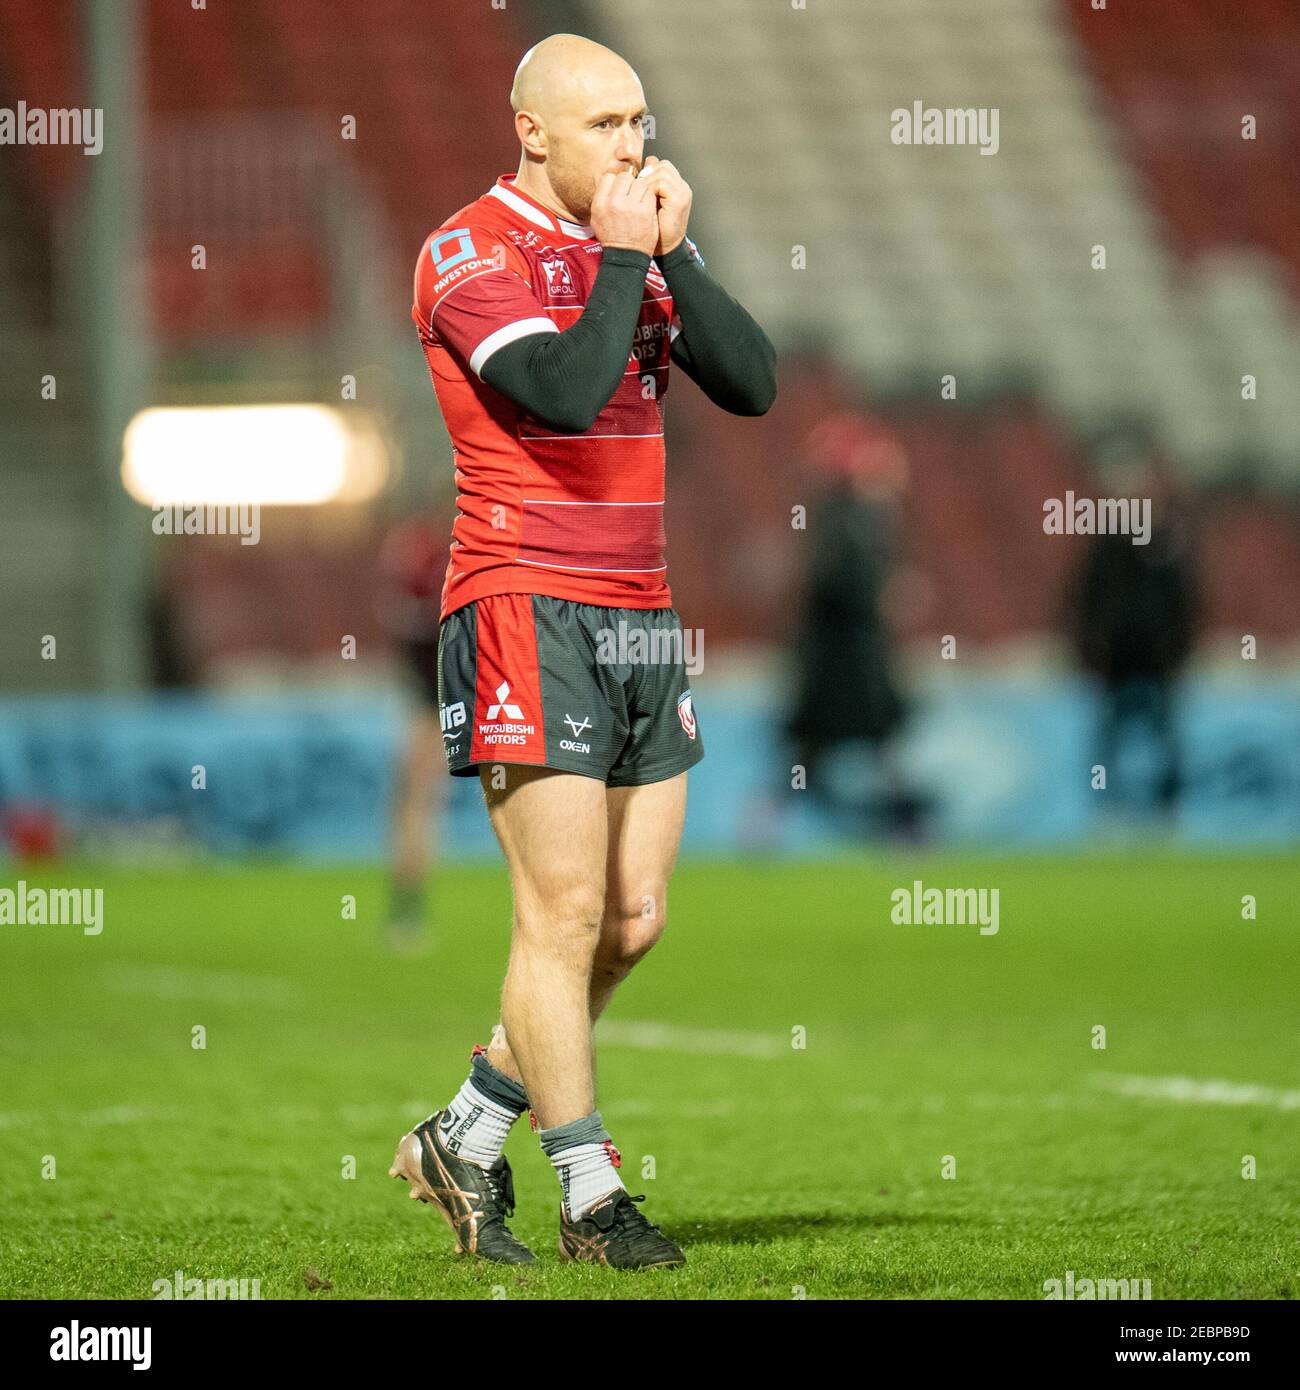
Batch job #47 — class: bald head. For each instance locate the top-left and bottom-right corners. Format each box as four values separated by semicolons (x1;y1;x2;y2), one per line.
509;33;649;224
511;34;641;122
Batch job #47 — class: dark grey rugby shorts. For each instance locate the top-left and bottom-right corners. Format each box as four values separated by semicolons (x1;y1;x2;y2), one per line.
436;592;704;787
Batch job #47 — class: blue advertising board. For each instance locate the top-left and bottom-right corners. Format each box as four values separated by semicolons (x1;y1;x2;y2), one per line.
0;673;1295;859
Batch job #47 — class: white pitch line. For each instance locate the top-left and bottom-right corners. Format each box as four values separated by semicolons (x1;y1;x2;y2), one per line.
0;1104;176;1130
101;964;304;1008
1094;1073;1300;1112
596;1019;785;1059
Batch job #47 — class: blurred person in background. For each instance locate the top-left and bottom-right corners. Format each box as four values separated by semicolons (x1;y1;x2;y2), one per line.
760;409;926;843
376;513;452;952
1073;435;1199;827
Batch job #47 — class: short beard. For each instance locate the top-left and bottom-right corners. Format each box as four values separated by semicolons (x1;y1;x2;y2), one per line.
547;146;617;225
548;162;595;225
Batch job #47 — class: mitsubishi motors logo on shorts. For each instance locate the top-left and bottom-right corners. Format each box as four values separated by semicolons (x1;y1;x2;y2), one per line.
677;690;697;740
480;681;535;746
485;682;523;720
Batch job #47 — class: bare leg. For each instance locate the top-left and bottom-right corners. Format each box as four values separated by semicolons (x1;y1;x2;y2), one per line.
390;708;447;899
591;772;688;1020
479;764;608;1129
486;772;688;1095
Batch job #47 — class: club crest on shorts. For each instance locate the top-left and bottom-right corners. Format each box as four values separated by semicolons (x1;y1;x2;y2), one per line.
677;690;697;740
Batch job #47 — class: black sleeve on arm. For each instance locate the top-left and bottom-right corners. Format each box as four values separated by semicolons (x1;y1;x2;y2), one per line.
478;247;651;433
659;240;777;415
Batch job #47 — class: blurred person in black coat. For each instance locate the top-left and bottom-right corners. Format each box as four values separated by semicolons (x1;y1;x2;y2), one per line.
1073;440;1198;821
775;410;925;840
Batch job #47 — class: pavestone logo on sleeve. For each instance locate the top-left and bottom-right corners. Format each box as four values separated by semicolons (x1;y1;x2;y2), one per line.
430;228;478;275
429;228;504;287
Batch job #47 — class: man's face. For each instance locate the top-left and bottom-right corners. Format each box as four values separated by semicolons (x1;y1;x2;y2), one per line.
543;74;648;224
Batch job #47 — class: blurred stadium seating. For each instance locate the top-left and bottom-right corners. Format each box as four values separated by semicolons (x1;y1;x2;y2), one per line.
3;0;1297;691
0;0;1296;849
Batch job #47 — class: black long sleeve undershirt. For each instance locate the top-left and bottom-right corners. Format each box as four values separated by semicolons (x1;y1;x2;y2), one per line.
478;246;652;434
657;240;777;417
478;239;777;432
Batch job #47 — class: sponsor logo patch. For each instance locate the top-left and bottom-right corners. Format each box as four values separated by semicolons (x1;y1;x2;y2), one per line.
440;700;467;739
560;712;592;755
541;255;576;297
479;680;534;746
677;690;697;740
485;681;523;721
430;228;478;276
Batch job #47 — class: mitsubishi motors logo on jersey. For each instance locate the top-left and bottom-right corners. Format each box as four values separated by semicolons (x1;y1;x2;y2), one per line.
540;255;576;297
480;681;535;746
677;690;697;740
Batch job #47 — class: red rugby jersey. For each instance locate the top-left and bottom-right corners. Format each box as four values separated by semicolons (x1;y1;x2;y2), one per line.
412;173;700;620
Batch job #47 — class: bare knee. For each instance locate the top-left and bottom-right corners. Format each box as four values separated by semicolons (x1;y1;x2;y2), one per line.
517;881;605;966
595;895;667;981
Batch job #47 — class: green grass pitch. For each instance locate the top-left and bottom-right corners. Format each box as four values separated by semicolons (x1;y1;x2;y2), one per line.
0;853;1295;1300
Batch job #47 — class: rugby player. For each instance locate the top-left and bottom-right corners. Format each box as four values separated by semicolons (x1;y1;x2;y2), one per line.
389;33;776;1269
376;513;453;952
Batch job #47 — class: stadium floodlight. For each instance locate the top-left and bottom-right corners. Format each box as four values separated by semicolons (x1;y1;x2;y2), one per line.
120;404;389;506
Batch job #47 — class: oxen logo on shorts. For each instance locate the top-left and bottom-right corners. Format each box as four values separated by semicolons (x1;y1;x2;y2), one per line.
677;690;697;740
561;713;592;755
